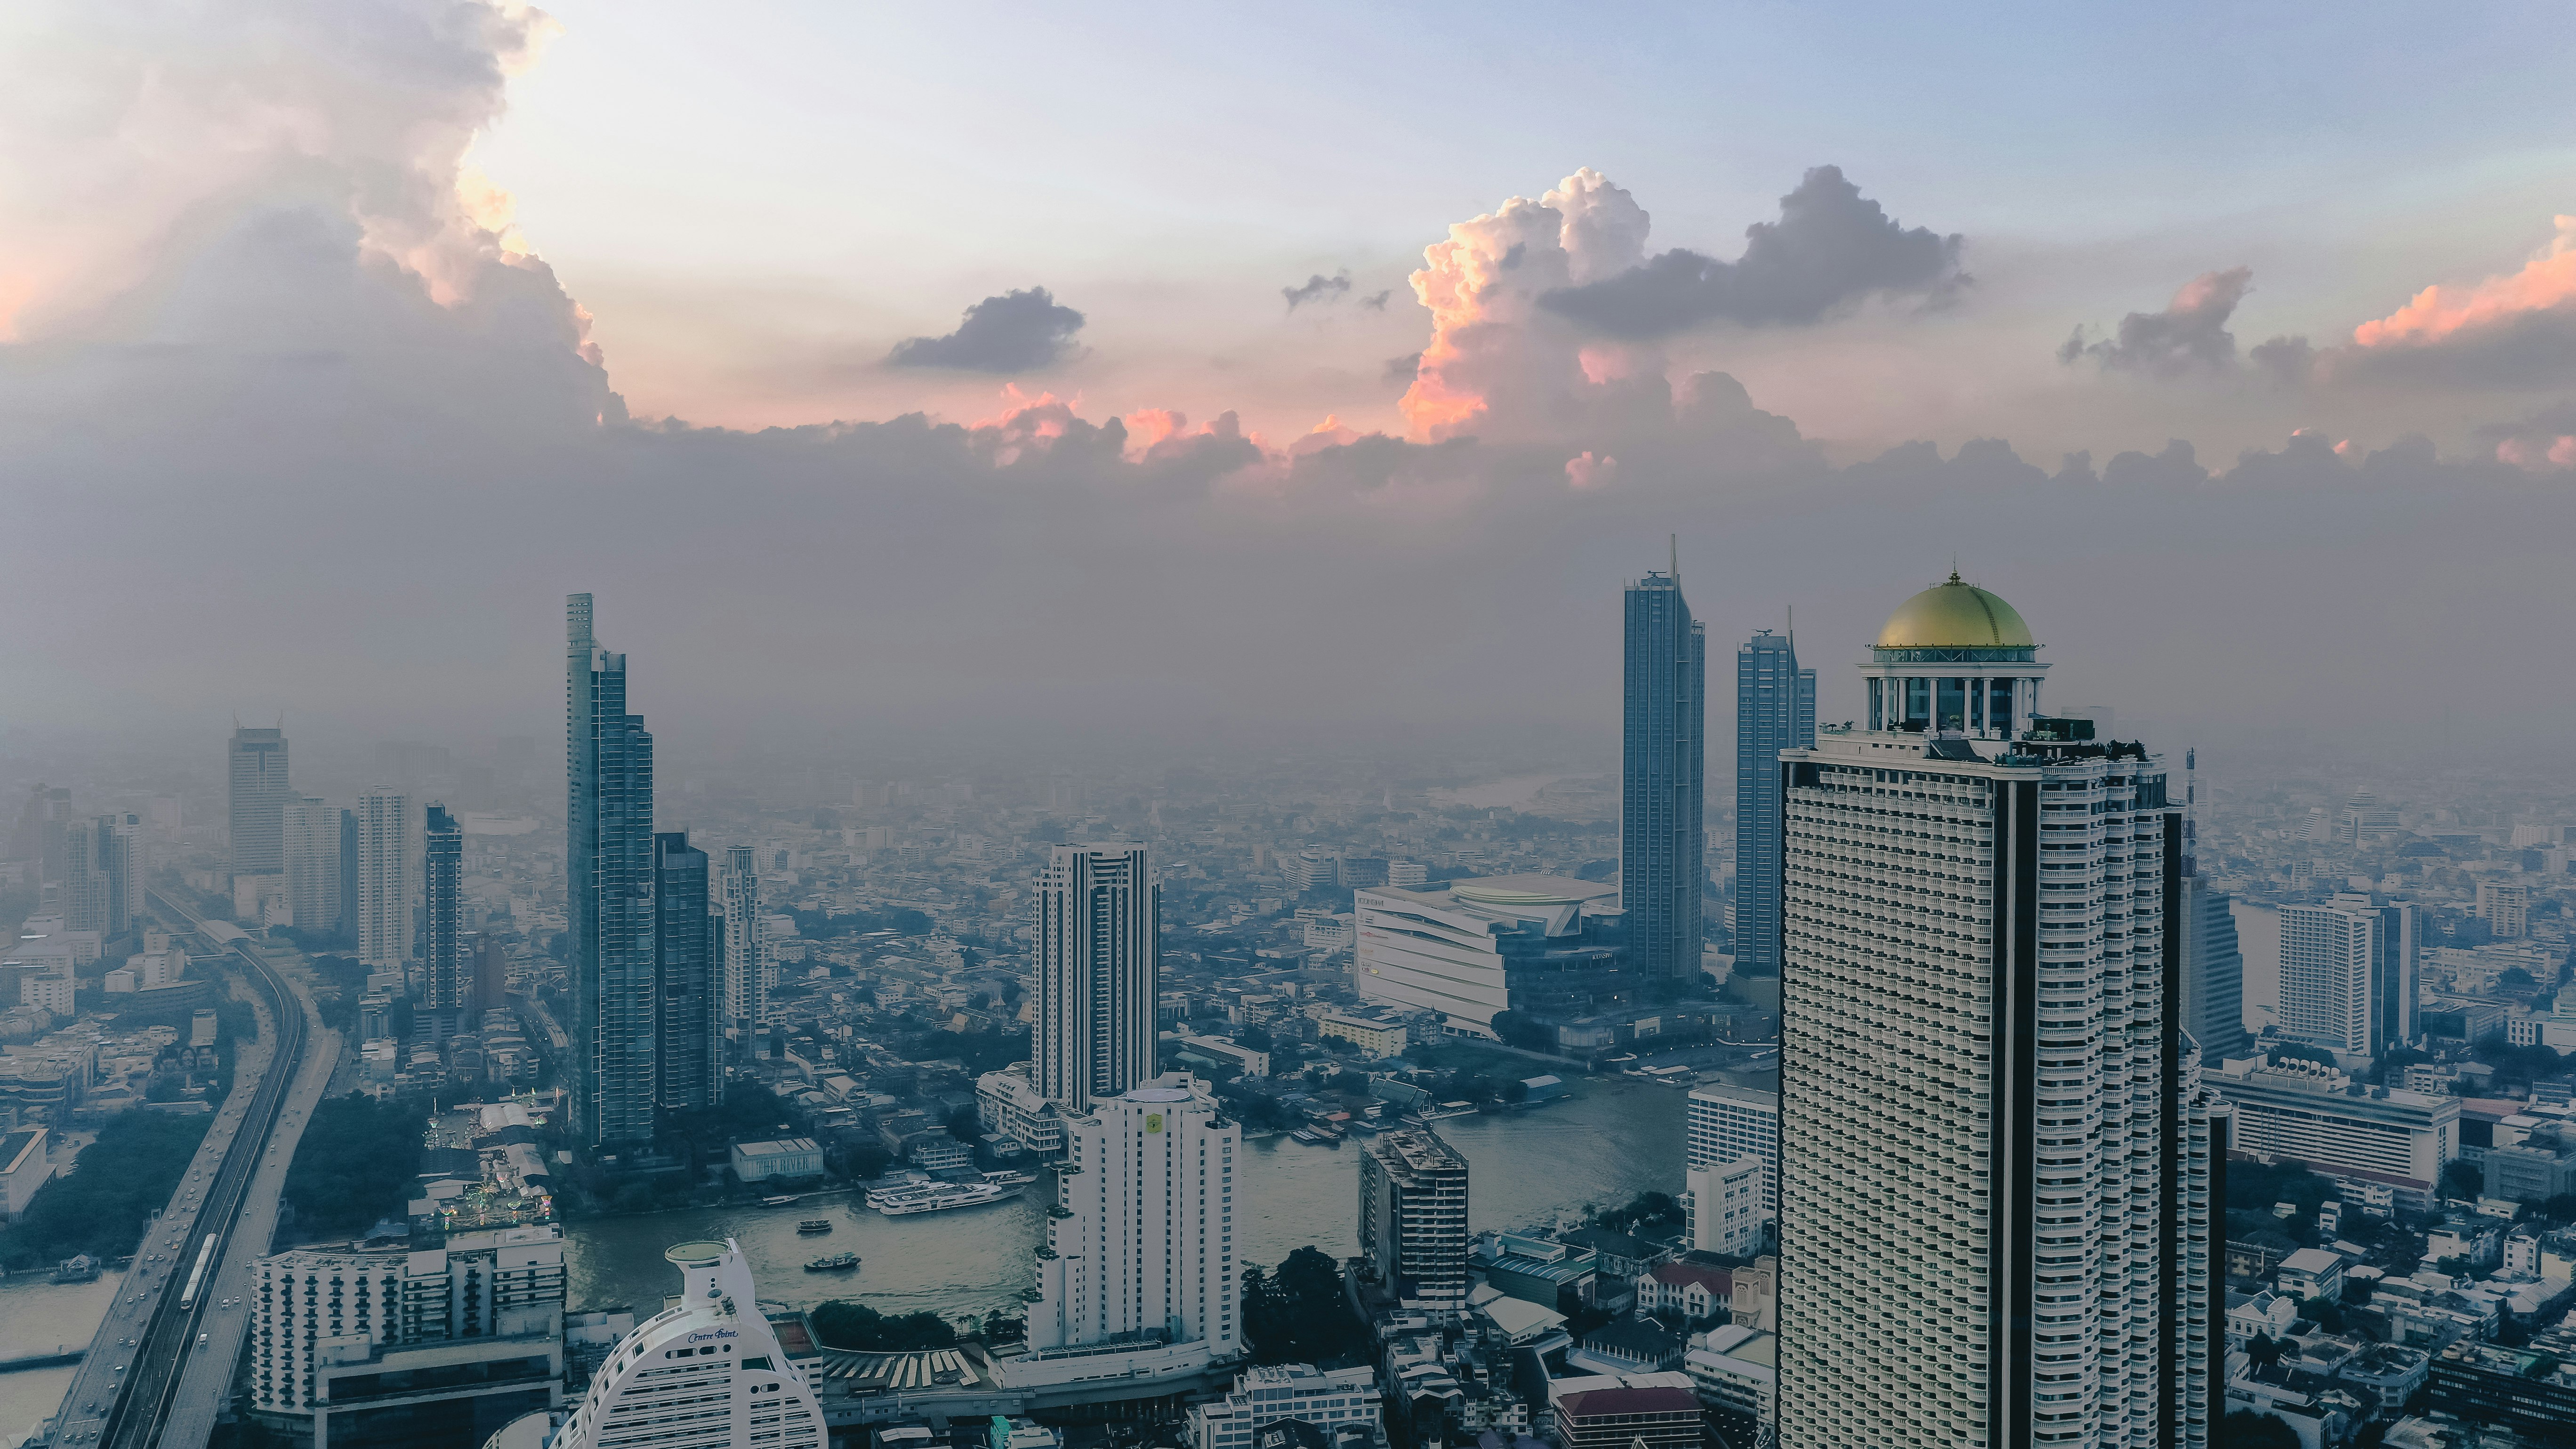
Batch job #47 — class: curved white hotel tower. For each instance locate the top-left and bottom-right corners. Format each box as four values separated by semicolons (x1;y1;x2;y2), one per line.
550;1239;824;1449
1775;575;2222;1449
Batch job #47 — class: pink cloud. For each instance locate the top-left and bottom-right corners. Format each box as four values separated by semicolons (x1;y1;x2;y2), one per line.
2352;217;2576;350
1564;451;1618;490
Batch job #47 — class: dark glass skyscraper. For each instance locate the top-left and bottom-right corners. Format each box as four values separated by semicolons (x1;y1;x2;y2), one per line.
568;594;658;1147
1733;629;1815;973
1622;555;1706;981
422;803;463;1012
227;724;291;878
655;831;717;1112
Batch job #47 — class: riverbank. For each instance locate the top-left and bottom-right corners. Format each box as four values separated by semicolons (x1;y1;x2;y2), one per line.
0;1272;125;1449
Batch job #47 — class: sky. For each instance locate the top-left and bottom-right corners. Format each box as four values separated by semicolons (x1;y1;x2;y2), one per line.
2;1;2574;760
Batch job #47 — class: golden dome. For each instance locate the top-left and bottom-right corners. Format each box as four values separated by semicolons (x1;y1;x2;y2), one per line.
1875;572;2034;649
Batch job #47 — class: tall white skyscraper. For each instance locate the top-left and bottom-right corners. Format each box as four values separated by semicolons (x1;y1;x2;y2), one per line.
354;788;413;971
1020;1075;1238;1382
2280;893;2414;1058
1775;574;2220;1449
719;844;767;1039
281;795;339;935
1686;1081;1779;1218
1034;842;1159;1111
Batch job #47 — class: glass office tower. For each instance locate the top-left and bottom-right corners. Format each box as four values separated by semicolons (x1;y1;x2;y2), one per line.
1733;628;1814;973
1622;554;1706;981
568;594;658;1147
655;831;717;1112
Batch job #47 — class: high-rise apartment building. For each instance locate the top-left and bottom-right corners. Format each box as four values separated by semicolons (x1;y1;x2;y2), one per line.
228;724;292;878
2176;878;2250;1065
1357;1127;1470;1315
655;832;717;1112
422;804;463;1010
2478;879;2530;940
1775;574;2221;1449
1022;1076;1238;1380
1623;552;1706;981
2280;893;2414;1058
567;594;658;1147
337;807;359;944
719;844;767;1039
282;796;340;935
354;788;414;972
1034;842;1158;1111
59;817;124;938
1734;628;1814;973
1687;1082;1779;1219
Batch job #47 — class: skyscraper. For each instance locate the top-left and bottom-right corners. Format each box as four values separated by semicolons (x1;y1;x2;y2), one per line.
1733;628;1815;973
1775;574;2221;1449
1623;549;1705;981
1023;1076;1239;1378
282;796;340;934
60;818;118;937
719;844;766;1041
655;831;717;1112
2176;878;2250;1065
1357;1127;1470;1316
1034;842;1159;1111
1686;1081;1779;1220
337;807;359;946
353;789;413;972
422;804;463;1011
228;724;292;878
2280;893;2414;1058
567;595;658;1147
549;1239;824;1449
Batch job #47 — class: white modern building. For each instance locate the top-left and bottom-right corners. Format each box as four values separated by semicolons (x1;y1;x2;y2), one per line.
353;787;414;972
1351;874;1621;1031
1774;574;2222;1449
977;1064;1068;1154
550;1238;825;1449
2279;893;2414;1059
728;1138;823;1183
1685;1157;1764;1257
1034;843;1159;1111
249;1224;568;1439
719;844;768;1039
1686;1082;1778;1219
1014;1075;1237;1384
1188;1363;1382;1449
2209;1057;2458;1209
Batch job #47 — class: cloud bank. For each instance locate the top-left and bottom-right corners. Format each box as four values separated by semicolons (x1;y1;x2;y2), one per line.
2060;267;2253;376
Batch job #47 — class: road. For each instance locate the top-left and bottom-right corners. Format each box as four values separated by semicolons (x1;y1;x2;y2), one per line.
40;893;335;1449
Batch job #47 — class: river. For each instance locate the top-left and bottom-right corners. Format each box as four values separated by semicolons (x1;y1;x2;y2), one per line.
565;1079;1690;1321
0;1272;125;1449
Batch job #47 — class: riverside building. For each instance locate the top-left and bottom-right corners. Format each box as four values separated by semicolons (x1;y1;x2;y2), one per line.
1352;873;1625;1034
1774;573;2223;1449
1033;842;1159;1111
1686;1082;1779;1222
1012;1075;1238;1387
1357;1127;1470;1316
549;1238;825;1449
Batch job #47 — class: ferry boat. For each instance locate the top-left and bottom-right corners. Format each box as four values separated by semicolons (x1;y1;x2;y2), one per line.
761;1195;797;1207
1289;1128;1321;1143
981;1170;1039;1188
803;1252;861;1273
1417;1102;1480;1122
876;1182;1019;1216
863;1178;937;1209
795;1219;834;1235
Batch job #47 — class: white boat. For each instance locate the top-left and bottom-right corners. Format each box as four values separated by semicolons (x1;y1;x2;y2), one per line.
982;1170;1038;1188
877;1182;1021;1216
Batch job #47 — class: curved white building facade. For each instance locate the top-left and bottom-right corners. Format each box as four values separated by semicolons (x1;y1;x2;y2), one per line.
552;1239;824;1449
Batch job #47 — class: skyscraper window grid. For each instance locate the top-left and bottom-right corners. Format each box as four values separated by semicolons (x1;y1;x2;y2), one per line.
1734;628;1815;973
1622;552;1705;981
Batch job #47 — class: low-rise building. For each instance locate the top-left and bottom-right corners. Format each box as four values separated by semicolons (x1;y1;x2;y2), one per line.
1187;1364;1382;1449
1547;1375;1700;1449
731;1137;825;1183
1633;1262;1730;1323
2277;1248;2346;1304
1174;1034;1271;1079
974;1068;1065;1156
0;1127;52;1218
1682;1324;1775;1423
1683;1157;1763;1257
2212;1058;2460;1210
1318;1014;1408;1059
2422;1339;2576;1441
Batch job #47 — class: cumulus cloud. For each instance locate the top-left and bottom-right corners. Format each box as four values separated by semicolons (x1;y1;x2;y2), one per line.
1537;166;1964;339
2060;267;2252;376
1282;272;1352;310
886;287;1086;372
2335;217;2576;386
1564;451;1617;489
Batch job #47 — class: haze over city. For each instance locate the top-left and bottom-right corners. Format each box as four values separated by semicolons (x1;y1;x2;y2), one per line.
7;8;2576;1449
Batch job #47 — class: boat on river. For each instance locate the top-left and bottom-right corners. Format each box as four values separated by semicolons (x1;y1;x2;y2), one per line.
804;1252;861;1272
876;1182;1019;1216
796;1219;833;1235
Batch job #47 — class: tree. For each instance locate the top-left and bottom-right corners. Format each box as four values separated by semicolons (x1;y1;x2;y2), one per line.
810;1300;958;1352
946;1105;983;1143
2243;1336;2285;1368
1242;1247;1371;1366
2440;1159;2485;1202
1236;1023;1274;1052
2218;1410;2301;1449
2301;1297;2345;1334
